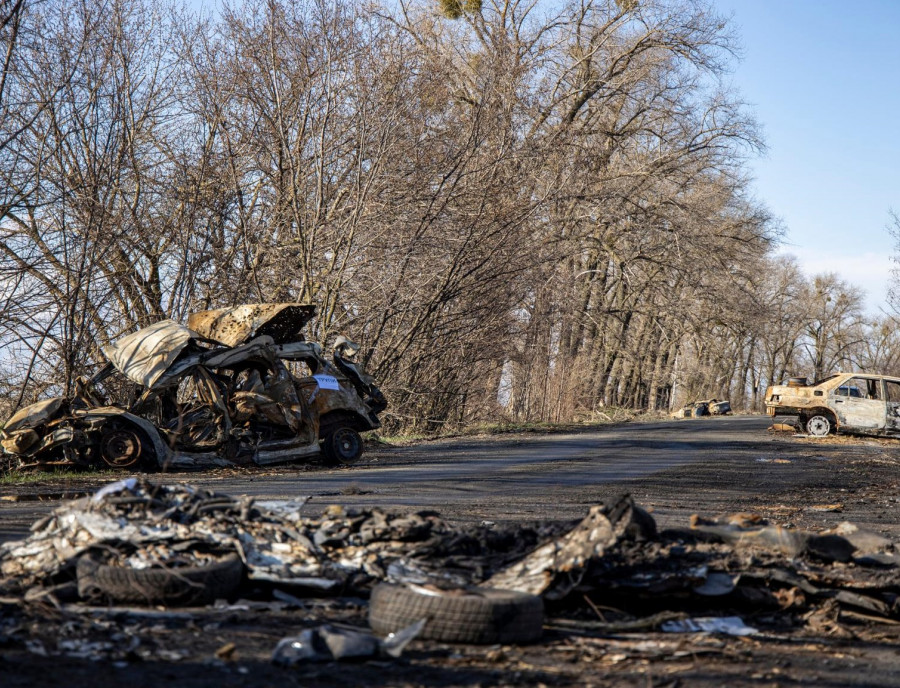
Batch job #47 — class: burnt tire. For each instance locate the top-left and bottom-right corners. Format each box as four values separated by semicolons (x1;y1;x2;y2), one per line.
369;583;543;644
321;425;363;465
77;552;244;606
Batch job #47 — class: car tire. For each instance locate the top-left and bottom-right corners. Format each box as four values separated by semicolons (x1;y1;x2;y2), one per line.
369;583;544;644
321;425;363;465
77;551;244;606
805;414;832;437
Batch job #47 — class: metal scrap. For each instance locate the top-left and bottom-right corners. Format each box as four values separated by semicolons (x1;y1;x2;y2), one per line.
4;482;900;638
484;495;655;598
187;303;316;347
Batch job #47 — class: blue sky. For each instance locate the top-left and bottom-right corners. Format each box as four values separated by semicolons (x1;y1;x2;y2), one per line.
715;0;900;313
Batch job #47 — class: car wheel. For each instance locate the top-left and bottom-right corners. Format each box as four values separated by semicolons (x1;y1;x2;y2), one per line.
322;426;363;465
805;414;832;437
97;424;156;470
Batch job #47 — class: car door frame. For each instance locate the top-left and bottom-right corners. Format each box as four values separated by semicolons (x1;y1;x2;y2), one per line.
831;376;887;431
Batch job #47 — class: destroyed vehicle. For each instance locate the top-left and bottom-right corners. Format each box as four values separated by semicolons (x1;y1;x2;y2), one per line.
0;304;386;470
676;398;731;418
765;372;900;437
187;304;387;462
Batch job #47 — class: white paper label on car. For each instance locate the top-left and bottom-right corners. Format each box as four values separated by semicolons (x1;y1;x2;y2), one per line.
313;374;341;390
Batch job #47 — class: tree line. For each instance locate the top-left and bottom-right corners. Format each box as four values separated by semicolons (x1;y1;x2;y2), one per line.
0;0;894;430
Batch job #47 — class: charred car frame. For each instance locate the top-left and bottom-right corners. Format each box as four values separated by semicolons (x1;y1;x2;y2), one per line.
765;372;900;438
0;304;386;470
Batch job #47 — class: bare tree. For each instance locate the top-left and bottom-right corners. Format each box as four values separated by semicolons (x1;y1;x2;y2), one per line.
0;0;888;431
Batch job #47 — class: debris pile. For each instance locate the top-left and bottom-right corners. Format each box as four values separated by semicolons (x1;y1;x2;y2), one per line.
0;478;457;595
3;479;900;641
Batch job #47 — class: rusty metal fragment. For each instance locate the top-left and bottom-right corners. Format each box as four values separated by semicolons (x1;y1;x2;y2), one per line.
4;398;66;434
483;505;615;597
483;495;654;599
188;303;316;347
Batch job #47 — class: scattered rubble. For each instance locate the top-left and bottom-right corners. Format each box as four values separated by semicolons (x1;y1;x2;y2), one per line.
4;478;900;666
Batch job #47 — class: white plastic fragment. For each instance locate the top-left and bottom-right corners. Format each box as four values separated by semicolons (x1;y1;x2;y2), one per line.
255;498;311;520
313;374;341;390
660;616;758;636
92;478;139;502
692;572;737;596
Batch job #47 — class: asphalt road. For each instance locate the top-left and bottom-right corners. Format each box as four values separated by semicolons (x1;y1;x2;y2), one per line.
3;414;865;542
182;415;781;511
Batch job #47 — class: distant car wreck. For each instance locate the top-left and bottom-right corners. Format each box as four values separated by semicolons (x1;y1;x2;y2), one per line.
765;372;900;438
675;398;731;418
0;304;386;471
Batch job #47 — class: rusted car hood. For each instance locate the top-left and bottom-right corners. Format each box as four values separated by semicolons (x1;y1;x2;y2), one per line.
187;303;316;347
102;320;200;390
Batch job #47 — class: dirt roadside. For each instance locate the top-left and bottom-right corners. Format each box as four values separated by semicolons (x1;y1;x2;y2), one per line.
4;418;900;687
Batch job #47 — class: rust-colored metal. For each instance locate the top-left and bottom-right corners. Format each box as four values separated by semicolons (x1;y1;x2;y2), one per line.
188;304;316;347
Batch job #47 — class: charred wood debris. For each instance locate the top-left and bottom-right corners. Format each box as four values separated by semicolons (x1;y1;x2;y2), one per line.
2;479;900;663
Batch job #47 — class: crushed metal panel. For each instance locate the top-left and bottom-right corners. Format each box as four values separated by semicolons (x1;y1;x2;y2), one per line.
103;320;200;390
188;304;316;347
483;505;615;598
3;397;65;434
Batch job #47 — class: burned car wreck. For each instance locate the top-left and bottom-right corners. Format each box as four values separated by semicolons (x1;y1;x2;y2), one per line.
0;304;386;471
765;372;900;438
